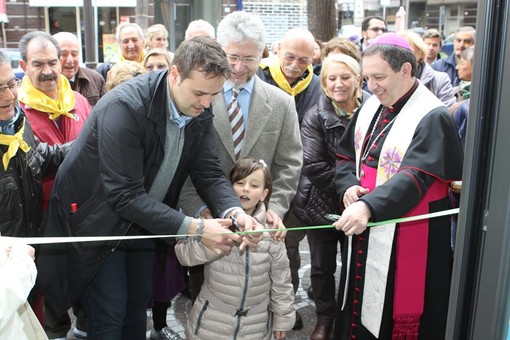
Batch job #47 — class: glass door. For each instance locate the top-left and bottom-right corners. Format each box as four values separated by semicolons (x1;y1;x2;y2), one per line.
169;0;192;51
446;0;510;339
48;7;78;34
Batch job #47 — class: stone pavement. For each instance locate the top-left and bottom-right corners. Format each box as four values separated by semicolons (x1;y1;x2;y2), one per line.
144;237;341;340
66;237;341;339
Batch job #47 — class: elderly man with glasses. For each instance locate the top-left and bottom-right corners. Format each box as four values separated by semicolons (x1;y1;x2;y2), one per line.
258;27;320;124
0;48;70;334
257;26;319;331
179;12;302;328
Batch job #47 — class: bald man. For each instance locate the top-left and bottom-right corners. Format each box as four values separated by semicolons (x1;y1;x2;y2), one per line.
258;28;320;124
257;27;320;330
54;32;105;107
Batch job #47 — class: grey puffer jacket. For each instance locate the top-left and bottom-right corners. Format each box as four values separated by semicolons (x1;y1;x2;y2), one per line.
175;204;295;340
419;61;456;108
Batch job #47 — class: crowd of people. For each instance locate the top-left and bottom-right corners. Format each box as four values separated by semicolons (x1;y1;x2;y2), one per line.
0;9;474;340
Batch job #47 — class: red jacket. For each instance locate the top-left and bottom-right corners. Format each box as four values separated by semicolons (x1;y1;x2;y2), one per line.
20;91;91;208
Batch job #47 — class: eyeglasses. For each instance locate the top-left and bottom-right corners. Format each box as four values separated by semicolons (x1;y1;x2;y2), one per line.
367;27;388;33
0;79;21;96
226;55;260;65
283;53;312;65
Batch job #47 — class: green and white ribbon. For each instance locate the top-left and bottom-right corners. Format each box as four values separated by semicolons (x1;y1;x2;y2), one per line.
3;208;459;245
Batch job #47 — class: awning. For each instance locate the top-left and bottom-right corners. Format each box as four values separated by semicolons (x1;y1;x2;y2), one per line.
29;0;136;7
0;0;8;24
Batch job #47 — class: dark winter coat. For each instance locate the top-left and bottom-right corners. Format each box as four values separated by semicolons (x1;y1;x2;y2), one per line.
293;91;369;225
293;92;350;225
37;70;240;317
0;111;68;237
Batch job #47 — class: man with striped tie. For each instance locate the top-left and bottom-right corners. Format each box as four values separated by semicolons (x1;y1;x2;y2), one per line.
179;11;303;303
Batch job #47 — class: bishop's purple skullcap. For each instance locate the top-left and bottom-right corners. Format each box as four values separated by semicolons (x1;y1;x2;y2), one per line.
369;33;412;51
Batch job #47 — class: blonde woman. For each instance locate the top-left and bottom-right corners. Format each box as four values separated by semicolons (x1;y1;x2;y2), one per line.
144;24;169;50
293;54;368;340
142;48;173;72
323;36;361;62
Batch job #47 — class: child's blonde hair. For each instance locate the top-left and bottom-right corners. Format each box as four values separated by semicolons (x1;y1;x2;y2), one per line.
104;61;145;91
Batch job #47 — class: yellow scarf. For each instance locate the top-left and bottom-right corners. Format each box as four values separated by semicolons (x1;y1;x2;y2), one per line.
0;118;30;170
18;75;76;120
259;58;313;97
117;49;146;64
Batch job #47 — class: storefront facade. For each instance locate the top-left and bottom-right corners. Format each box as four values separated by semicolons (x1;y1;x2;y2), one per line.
2;0;222;63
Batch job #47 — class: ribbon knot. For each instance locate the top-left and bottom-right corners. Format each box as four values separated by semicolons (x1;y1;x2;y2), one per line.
0;119;31;170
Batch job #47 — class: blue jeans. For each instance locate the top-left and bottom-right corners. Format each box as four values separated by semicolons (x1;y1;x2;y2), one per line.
80;239;155;339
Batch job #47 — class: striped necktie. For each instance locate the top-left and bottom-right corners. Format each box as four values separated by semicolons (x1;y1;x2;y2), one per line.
228;88;245;160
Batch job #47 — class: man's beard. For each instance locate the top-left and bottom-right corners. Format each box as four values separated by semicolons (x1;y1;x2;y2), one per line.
227;74;253;89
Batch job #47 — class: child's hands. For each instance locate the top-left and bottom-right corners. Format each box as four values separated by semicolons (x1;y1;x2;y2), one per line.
235;213;263;251
274;331;286;339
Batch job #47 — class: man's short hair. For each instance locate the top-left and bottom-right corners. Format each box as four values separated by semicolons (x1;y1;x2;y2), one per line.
363;43;417;77
0;50;9;65
216;11;266;52
172;36;230;81
19;31;61;62
116;23;144;43
455;26;476;43
185;19;215;40
361;16;387;32
422;29;443;46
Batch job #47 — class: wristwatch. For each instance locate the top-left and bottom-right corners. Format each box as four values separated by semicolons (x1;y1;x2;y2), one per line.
230;211;241;232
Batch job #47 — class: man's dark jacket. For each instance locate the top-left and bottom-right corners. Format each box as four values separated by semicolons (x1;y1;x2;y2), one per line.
37;69;239;316
0;112;68;237
72;67;105;107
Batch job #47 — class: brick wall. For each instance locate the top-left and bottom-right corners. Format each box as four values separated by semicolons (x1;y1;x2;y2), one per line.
3;0;44;49
3;1;137;50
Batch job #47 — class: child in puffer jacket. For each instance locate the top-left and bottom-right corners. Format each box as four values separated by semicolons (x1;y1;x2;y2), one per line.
176;157;295;339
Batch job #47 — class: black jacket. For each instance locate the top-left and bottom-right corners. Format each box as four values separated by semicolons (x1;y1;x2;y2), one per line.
37;70;240;316
292;92;350;225
0;111;68;237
